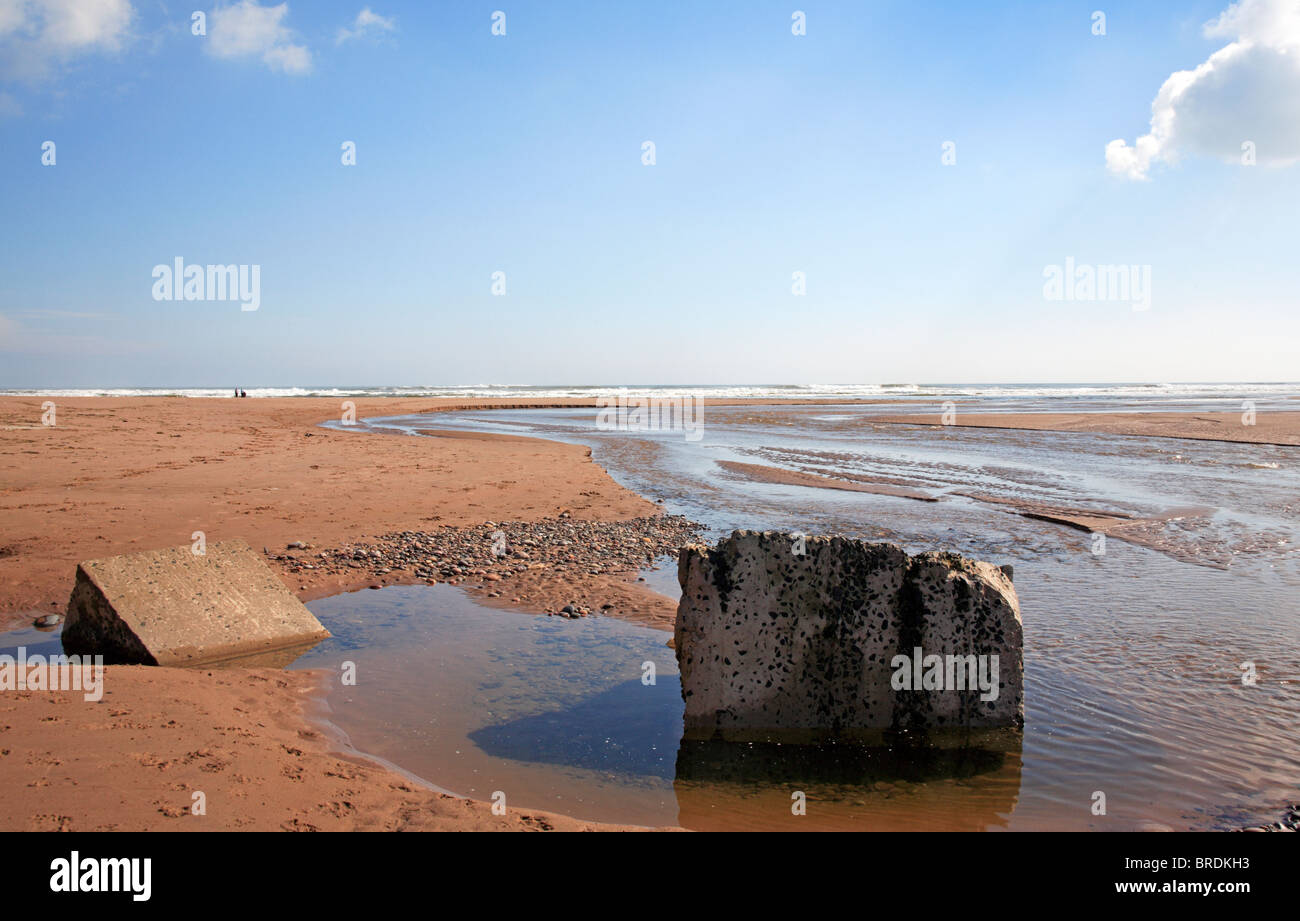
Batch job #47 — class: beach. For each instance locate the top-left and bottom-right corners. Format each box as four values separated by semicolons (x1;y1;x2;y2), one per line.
0;397;665;629
0;663;642;831
2;395;1298;831
6;0;1298;888
0;396;686;830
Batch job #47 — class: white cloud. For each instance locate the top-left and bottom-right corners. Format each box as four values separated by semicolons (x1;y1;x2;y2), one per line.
38;0;132;48
1106;0;1300;180
0;0;133;80
336;7;394;45
207;1;311;74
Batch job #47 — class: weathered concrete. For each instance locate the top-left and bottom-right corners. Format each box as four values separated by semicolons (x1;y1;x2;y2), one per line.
62;540;329;667
674;530;1022;739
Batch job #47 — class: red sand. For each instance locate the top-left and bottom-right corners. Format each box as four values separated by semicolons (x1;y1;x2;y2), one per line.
4;396;1296;831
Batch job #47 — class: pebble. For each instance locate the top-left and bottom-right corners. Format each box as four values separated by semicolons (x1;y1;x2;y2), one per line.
267;515;704;595
34;613;62;628
1238;803;1300;832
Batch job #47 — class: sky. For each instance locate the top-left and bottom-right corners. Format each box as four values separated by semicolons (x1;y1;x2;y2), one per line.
1;0;1297;387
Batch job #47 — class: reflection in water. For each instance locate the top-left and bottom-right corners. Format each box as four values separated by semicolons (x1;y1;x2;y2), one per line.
296;584;684;827
321;400;1300;830
0;624;326;670
0;625;65;660
186;640;329;669
674;735;1022;832
469;680;679;779
292;584;1026;830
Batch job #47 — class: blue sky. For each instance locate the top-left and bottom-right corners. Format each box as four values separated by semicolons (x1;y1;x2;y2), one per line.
1;0;1297;387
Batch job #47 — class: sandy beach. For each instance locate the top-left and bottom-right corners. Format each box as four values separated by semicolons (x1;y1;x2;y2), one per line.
0;397;665;629
3;396;1298;832
0;397;686;830
7;0;1298;885
0;664;644;831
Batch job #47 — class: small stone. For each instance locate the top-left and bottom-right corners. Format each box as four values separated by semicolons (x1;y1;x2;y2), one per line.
35;613;62;628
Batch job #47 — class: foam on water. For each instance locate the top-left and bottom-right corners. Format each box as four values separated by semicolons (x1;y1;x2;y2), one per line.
5;382;1299;402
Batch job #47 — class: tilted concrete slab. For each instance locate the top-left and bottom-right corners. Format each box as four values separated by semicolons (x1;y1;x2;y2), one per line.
62;539;330;667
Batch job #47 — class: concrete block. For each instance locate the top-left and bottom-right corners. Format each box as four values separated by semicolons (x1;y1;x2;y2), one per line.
675;531;1022;739
62;539;329;667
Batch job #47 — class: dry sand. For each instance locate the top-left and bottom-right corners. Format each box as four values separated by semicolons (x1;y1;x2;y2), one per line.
0;397;663;628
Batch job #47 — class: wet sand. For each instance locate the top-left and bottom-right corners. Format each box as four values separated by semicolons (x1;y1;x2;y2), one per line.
861;410;1300;446
715;458;1224;565
0;664;643;831
717;460;940;501
3;396;1296;831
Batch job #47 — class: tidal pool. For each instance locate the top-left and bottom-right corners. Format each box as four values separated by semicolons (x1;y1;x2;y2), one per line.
320;400;1300;831
293;584;1024;831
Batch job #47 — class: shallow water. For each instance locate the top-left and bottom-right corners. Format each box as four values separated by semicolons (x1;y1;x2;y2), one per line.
0;625;65;659
294;585;683;826
318;398;1299;830
293;584;1025;830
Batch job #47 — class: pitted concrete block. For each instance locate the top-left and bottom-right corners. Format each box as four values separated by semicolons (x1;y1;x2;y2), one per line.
674;531;1022;738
